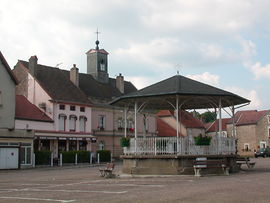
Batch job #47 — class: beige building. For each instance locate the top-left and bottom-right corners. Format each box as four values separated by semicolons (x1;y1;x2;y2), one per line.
0;51;33;169
227;110;270;156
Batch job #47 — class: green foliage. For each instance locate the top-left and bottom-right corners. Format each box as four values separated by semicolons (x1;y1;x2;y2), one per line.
61;151;76;163
194;134;212;146
97;150;111;162
120;137;130;147
194;111;217;123
35;150;51;165
77;151;90;163
61;151;90;163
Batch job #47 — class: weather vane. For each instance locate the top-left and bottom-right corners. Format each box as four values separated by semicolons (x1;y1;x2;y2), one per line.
95;28;100;41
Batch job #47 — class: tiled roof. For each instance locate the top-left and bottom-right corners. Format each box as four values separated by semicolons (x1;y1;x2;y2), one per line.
86;49;109;55
111;75;250;109
18;61;136;104
206;118;230;132
15;95;53;122
0;51;18;85
157;110;205;128
229;110;269;126
157;118;183;137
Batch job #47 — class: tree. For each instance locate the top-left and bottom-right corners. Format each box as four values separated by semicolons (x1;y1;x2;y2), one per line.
201;111;217;123
193;110;217;123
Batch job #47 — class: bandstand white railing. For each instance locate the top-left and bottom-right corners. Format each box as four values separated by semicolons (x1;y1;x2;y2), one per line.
124;136;236;155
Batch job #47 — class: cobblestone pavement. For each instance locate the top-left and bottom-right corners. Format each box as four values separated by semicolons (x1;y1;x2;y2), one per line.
0;158;270;203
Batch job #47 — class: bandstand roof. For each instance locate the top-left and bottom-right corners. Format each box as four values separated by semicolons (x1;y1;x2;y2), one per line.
111;75;250;110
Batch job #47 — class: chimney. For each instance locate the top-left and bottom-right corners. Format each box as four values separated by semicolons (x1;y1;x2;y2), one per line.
29;55;38;77
70;64;79;87
116;73;124;94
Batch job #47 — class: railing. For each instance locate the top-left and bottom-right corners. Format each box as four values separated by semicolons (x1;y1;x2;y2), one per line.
124;136;236;155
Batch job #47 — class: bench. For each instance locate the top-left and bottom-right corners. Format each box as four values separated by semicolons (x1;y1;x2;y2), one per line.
99;163;115;178
236;157;255;169
193;158;229;177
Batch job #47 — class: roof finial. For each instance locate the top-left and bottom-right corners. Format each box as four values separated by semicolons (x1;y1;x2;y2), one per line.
175;63;182;75
95;28;100;50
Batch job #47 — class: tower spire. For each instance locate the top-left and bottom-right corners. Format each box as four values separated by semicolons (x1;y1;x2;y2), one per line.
95;28;100;50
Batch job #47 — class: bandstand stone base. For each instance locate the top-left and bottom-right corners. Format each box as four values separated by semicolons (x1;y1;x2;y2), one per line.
121;155;239;175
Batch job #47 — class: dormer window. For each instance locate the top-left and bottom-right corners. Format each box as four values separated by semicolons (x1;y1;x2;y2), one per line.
100;59;106;71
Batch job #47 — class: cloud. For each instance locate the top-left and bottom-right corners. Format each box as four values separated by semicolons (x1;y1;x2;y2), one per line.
249;62;270;79
186;72;220;87
125;76;158;90
225;86;261;109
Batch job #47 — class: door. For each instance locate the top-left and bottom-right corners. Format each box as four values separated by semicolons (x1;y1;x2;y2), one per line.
0;148;19;169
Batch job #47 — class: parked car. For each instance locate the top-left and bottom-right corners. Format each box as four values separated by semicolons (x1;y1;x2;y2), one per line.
254;148;270;158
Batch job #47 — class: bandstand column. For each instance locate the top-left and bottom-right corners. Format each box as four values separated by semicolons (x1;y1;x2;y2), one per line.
176;96;179;154
218;98;222;154
124;107;127;138
134;101;138;153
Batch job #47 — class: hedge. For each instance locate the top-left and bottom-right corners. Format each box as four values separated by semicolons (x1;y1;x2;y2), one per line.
61;151;90;163
96;150;111;162
35;150;51;165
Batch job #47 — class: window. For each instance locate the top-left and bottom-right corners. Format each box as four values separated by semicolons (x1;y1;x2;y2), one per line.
70;106;76;111
0;91;2;106
268;115;270;124
79;116;87;132
117;117;124;130
268;126;270;138
99;141;105;150
98;115;105;130
127;119;134;132
69;115;77;132
144;117;149;132
69;140;77;151
59;104;65;110
20;144;31;165
260;141;267;149
59;114;67;131
244;143;250;152
80;107;85;112
79;141;87;151
100;59;106;71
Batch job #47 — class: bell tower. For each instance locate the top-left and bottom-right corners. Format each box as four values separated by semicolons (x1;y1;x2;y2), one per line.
86;29;109;83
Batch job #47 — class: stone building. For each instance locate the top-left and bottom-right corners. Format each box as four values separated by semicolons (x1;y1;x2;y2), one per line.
227;110;270;156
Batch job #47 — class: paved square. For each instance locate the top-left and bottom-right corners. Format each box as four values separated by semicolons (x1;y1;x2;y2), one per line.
0;158;270;202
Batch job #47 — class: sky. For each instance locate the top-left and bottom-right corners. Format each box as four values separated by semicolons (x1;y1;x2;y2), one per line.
1;0;270;112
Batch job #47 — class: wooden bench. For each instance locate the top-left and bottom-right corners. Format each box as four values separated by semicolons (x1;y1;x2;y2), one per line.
236;157;256;169
99;163;115;178
193;158;229;177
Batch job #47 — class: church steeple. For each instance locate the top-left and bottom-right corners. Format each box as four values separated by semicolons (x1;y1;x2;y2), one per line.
86;30;109;83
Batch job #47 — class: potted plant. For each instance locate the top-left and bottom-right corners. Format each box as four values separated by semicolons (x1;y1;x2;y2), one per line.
194;134;212;146
120;137;130;147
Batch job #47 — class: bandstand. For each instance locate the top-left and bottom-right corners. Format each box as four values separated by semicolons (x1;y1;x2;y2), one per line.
111;75;250;175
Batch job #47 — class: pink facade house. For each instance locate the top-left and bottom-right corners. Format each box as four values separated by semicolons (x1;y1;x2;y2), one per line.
13;58;94;159
157;110;205;137
13;39;157;158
